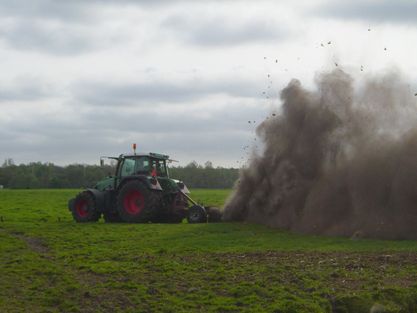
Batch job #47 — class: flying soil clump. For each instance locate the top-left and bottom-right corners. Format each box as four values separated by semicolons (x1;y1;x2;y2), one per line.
224;69;417;240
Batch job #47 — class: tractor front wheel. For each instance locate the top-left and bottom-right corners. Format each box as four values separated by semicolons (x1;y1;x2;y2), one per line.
187;205;207;223
70;192;101;223
116;180;160;223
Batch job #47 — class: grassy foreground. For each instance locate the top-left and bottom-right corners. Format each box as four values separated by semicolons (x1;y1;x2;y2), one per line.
1;189;417;313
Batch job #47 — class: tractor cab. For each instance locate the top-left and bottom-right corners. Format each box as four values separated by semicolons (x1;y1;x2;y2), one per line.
98;151;181;194
116;153;170;178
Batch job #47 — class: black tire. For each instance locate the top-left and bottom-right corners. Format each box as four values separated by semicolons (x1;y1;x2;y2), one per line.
206;207;223;223
70;191;101;223
103;210;123;223
187;205;207;223
116;180;160;223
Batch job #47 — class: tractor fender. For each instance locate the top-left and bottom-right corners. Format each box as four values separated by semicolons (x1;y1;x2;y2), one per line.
85;188;106;211
118;176;163;192
67;189;106;212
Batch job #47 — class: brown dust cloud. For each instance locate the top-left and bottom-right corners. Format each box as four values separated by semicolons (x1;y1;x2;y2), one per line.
224;69;417;240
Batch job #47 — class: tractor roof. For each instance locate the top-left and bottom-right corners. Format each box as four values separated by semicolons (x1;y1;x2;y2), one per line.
120;152;170;160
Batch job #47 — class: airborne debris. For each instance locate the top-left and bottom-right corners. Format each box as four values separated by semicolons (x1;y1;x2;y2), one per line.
224;69;417;240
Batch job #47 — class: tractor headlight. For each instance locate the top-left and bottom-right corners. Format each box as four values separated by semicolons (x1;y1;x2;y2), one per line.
177;182;190;194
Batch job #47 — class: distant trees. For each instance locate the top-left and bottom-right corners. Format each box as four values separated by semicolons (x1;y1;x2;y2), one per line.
2;158;14;167
0;159;238;189
169;161;238;189
0;160;115;189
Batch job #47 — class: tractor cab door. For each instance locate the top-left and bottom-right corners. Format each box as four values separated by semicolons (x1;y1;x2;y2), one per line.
150;159;168;177
115;157;153;185
135;157;151;175
115;158;136;187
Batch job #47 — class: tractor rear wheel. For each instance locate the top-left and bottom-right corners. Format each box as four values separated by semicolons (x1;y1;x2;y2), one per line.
116;180;160;223
187;205;207;223
71;192;101;223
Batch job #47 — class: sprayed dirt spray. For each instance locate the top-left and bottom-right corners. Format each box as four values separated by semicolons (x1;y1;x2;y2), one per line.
224;69;417;240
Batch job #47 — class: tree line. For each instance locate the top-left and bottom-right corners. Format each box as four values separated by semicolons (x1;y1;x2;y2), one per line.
0;159;239;189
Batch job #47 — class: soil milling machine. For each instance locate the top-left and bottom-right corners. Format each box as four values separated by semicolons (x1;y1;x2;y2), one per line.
68;144;222;223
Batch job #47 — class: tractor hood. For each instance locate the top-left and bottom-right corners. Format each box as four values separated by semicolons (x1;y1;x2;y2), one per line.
156;177;190;194
95;176;115;191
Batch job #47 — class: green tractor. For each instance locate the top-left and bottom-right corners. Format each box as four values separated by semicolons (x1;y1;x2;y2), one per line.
68;149;222;224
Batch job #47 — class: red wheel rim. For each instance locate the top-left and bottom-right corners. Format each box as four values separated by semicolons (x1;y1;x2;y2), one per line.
75;199;89;217
123;190;144;215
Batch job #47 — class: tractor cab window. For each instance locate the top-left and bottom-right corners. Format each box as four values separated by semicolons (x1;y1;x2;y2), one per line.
120;158;136;177
135;156;150;174
150;159;167;177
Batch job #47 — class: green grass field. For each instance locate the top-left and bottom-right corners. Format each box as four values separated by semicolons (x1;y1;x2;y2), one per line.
1;189;417;313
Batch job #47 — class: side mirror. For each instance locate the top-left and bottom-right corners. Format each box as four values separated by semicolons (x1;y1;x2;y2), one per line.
100;159;104;167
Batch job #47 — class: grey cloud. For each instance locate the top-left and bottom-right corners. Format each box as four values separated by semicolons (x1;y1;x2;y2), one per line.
0;1;88;21
0;99;266;166
80;103;265;134
0;126;249;167
0;0;156;21
72;79;263;106
0;79;49;102
0;1;283;55
0;0;209;22
316;0;417;24
0;0;166;55
162;15;287;46
0;19;96;55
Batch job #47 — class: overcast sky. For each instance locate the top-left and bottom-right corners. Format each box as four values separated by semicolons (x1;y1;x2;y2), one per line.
1;0;417;167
